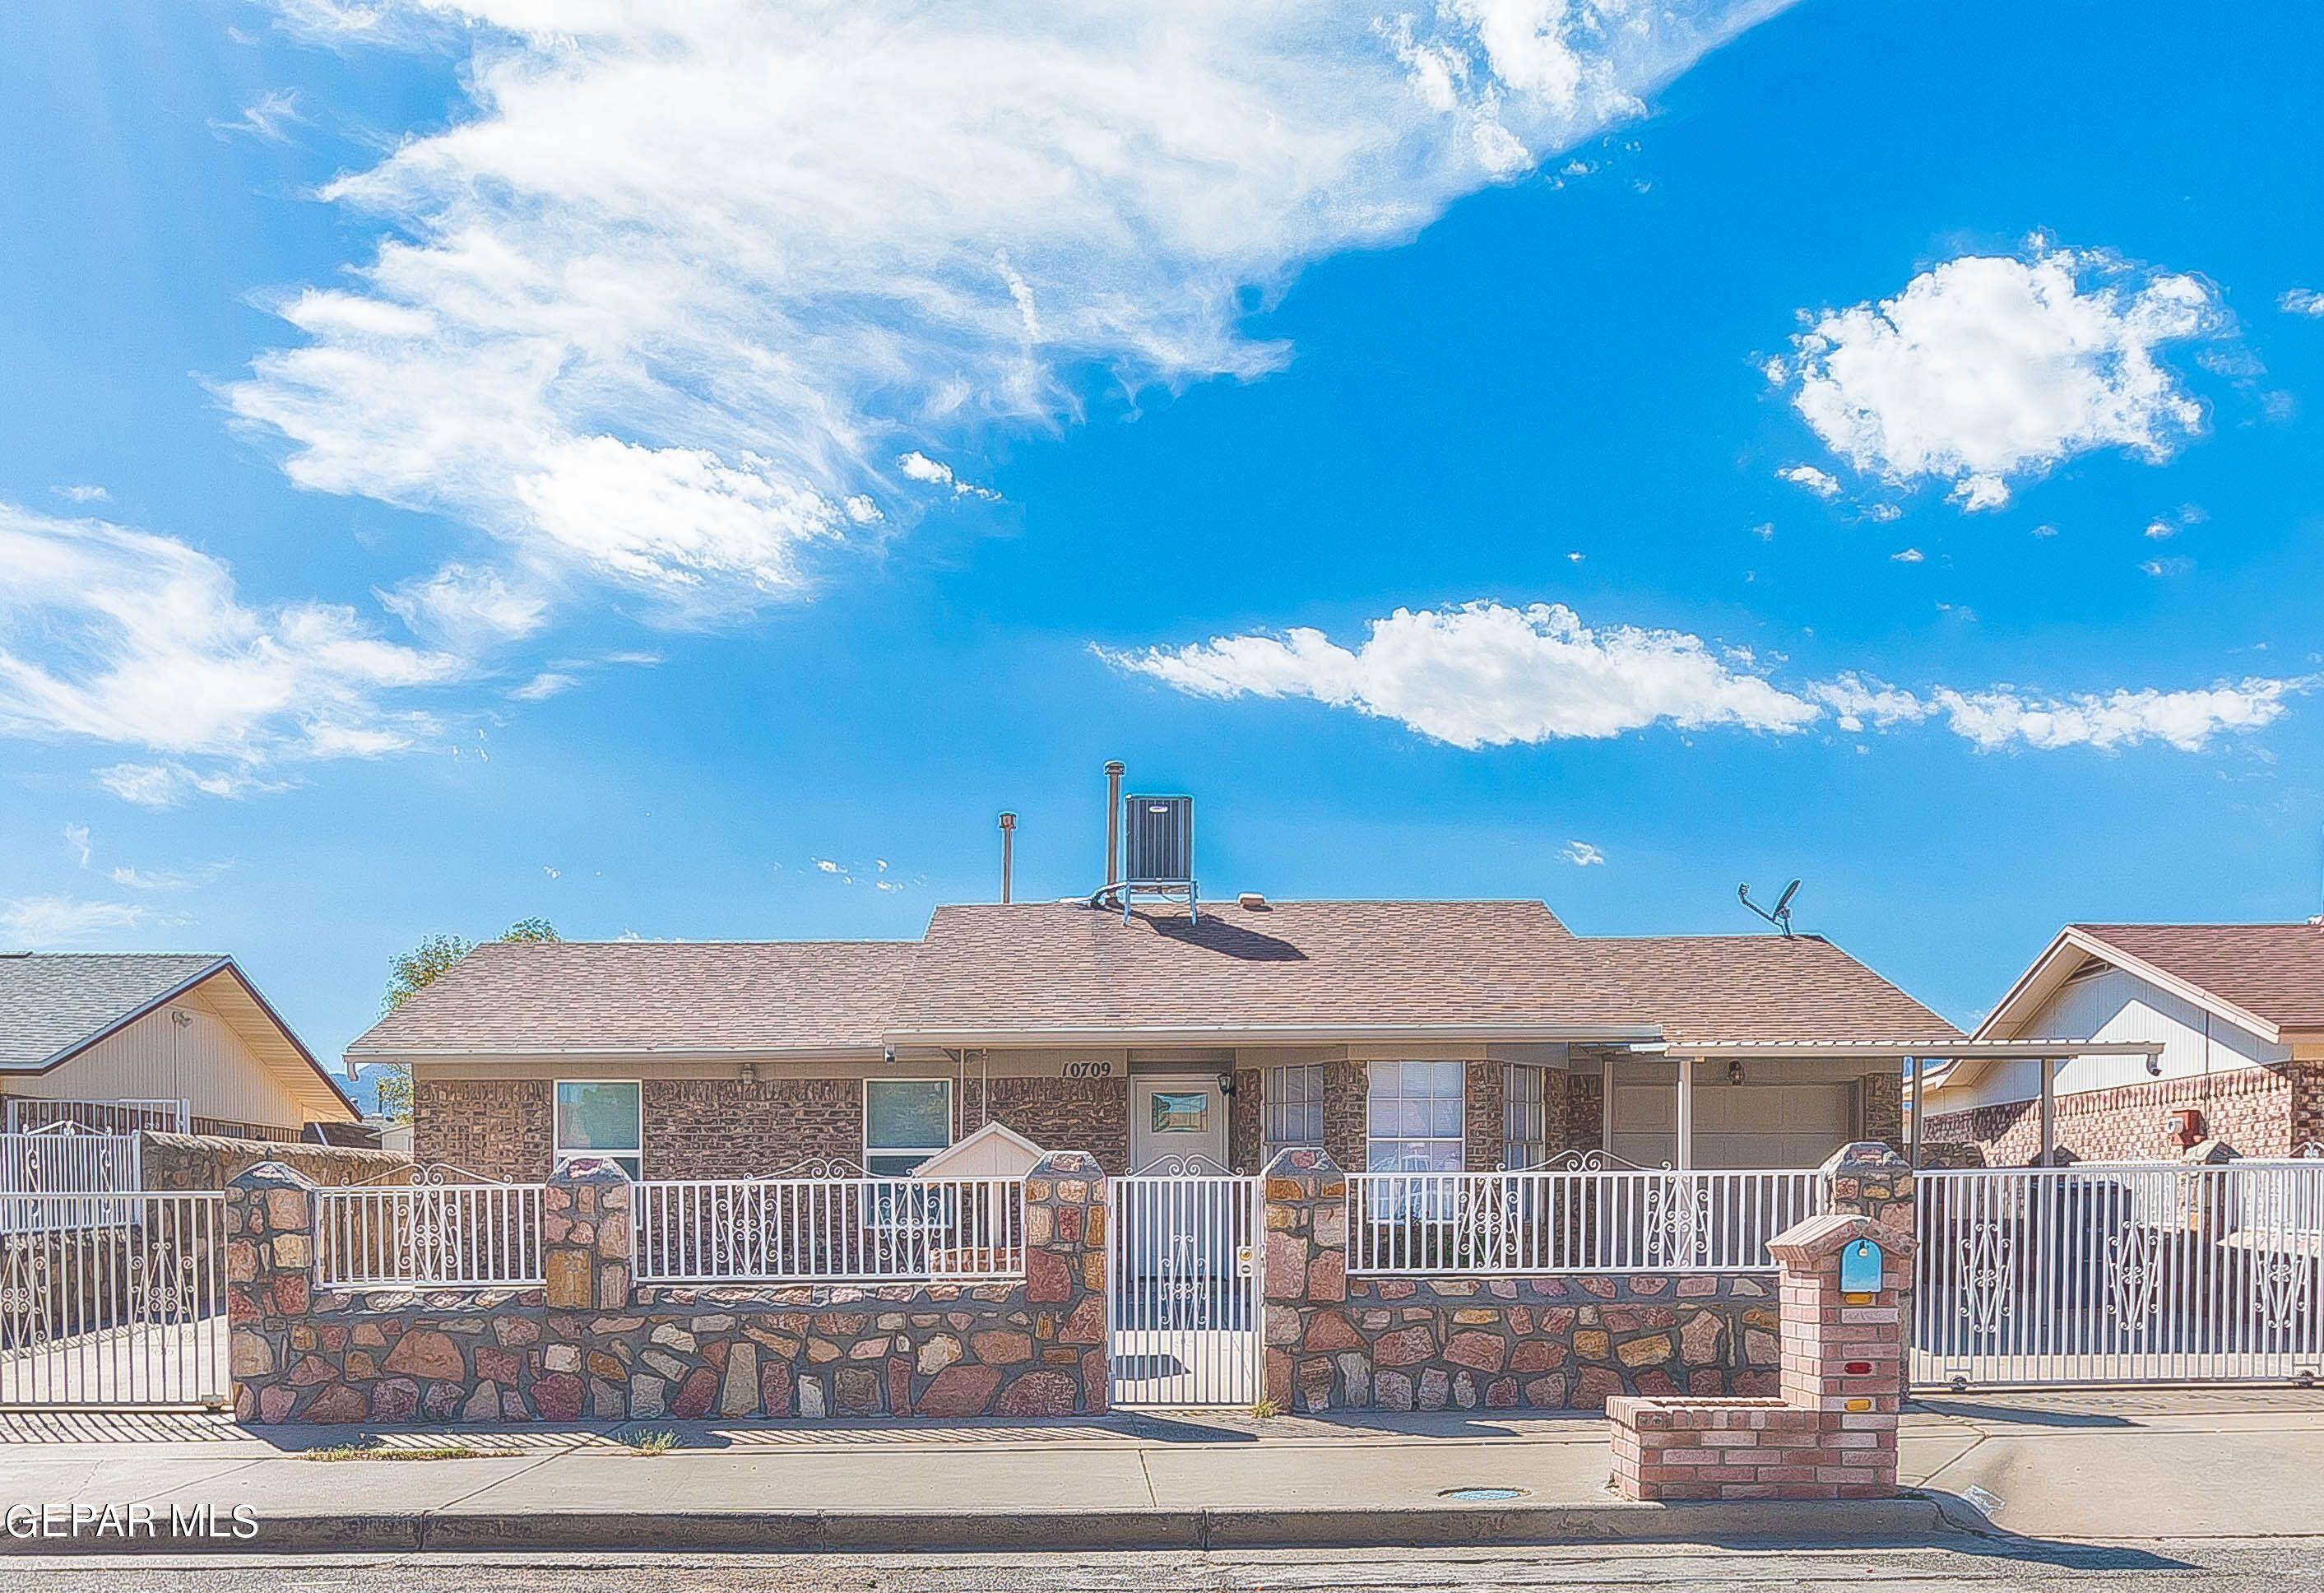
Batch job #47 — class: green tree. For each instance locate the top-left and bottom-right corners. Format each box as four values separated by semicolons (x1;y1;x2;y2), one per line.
371;918;560;1122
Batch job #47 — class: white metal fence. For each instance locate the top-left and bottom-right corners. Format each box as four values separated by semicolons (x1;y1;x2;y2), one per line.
0;1127;144;1233
313;1179;546;1289
1915;1160;2324;1389
633;1176;1025;1284
4;1098;189;1136
0;1191;225;1410
1346;1165;1829;1276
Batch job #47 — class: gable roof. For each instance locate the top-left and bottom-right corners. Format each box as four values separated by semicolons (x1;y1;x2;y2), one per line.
1974;922;2324;1051
0;953;355;1121
0;954;230;1071
346;938;923;1057
1556;935;1963;1049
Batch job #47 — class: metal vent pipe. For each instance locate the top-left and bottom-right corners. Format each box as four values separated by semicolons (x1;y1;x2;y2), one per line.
998;811;1017;904
1102;760;1125;889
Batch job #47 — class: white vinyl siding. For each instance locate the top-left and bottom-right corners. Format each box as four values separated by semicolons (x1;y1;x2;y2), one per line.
7;992;308;1135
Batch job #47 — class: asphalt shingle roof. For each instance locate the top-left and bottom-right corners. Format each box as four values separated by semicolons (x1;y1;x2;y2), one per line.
346;900;1960;1056
0;954;230;1071
2071;922;2324;1033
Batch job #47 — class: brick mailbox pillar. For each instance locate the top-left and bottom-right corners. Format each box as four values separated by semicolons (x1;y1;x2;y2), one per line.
1259;1146;1350;1413
1020;1149;1111;1415
224;1161;319;1424
1608;1210;1917;1502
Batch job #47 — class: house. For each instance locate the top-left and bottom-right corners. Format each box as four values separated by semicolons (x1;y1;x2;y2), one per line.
351;896;1964;1184
1918;922;2324;1164
0;953;360;1141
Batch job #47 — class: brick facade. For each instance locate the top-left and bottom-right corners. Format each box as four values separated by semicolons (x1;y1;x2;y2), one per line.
1321;1060;1368;1173
1464;1059;1505;1172
1230;1068;1262;1173
644;1078;865;1177
961;1076;1130;1174
1859;1071;1904;1155
1921;1061;2324;1165
413;1078;551;1182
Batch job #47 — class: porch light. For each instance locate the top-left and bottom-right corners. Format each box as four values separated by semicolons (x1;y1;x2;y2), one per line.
738;1061;756;1085
1728;1058;1745;1086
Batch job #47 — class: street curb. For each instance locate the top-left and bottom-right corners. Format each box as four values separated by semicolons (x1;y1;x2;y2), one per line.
0;1494;1989;1555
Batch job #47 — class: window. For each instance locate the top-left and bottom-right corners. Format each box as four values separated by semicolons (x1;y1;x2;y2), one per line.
864;1078;953;1176
1366;1061;1465;1172
554;1080;641;1177
1264;1064;1324;1151
1148;1091;1210;1133
1503;1064;1548;1172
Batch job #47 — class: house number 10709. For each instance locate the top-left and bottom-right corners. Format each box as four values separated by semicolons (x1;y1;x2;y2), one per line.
1062;1061;1113;1079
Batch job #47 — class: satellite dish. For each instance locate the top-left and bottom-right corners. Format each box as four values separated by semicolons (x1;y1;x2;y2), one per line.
1738;880;1801;938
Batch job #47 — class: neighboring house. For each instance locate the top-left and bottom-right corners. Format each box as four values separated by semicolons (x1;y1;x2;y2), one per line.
1918;922;2324;1163
350;898;1961;1183
0;953;359;1141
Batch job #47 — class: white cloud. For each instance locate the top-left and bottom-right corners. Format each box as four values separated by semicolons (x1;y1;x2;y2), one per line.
53;485;109;504
109;863;223;893
2141;555;2192;578
1114;602;2306;755
510;671;578;702
2280;289;2324;318
1890;547;1924;564
97;762;284;809
2143;518;2174;540
211;87;305;142
1102;601;1823;749
62;822;92;867
1561;839;1605;867
897;453;998;502
223;0;1798;615
1777;464;1840;499
379;562;548;647
0;895;157;948
1770;241;2220;510
0;504;460;801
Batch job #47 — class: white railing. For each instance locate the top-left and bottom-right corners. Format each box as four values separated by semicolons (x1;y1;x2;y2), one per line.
0;1128;143;1232
1915;1159;2324;1389
633;1176;1025;1284
0;1191;227;1410
313;1178;545;1289
1346;1163;1829;1276
5;1098;189;1136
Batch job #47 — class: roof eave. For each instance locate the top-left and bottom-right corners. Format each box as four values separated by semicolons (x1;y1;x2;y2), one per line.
1975;927;2284;1048
880;1022;1668;1048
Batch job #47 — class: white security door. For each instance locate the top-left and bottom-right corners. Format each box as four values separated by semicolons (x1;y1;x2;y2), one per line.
1112;1080;1256;1408
1128;1077;1227;1177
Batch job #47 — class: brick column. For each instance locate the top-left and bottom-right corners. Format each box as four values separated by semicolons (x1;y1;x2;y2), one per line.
1821;1140;1914;1395
541;1158;633;1420
1021;1149;1110;1415
1259;1146;1352;1413
1608;1210;1915;1501
224;1160;318;1424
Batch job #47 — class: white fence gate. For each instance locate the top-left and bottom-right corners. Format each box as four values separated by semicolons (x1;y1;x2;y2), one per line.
0;1191;227;1410
1108;1164;1259;1408
1914;1159;2324;1390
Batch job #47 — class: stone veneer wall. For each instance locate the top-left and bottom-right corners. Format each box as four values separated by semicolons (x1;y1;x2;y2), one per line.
963;1077;1130;1175
1920;1061;2324;1165
1259;1149;1779;1414
1464;1061;1505;1172
225;1152;1110;1423
1320;1061;1368;1175
413;1078;551;1182
1560;1072;1603;1155
137;1131;407;1191
1859;1071;1904;1155
1230;1069;1262;1173
643;1078;865;1177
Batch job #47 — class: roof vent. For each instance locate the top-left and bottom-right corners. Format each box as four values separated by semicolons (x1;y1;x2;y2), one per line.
1237;892;1269;910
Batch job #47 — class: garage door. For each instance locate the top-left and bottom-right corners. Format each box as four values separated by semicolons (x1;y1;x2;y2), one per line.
1607;1076;1857;1169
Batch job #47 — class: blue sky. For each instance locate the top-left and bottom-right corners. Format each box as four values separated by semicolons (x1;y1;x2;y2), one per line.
3;0;2322;1071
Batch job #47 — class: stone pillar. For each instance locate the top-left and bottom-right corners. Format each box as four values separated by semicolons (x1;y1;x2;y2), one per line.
224;1161;318;1424
1021;1149;1110;1415
1821;1140;1913;1394
541;1157;634;1420
1259;1146;1352;1413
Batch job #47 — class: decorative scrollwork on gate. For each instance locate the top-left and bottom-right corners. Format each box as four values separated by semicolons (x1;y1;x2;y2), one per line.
2252;1254;2313;1334
1157;1232;1210;1330
0;1238;52;1351
1644;1174;1711;1270
1539;1149;1676;1174
1129;1153;1233;1177
1957;1220;2015;1337
407;1192;465;1283
2104;1224;2161;1333
128;1242;197;1328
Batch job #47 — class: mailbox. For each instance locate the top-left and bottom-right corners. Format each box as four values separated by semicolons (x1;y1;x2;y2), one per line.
1839;1238;1885;1295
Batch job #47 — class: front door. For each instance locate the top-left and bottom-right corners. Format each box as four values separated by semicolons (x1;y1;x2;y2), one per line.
1128;1076;1227;1176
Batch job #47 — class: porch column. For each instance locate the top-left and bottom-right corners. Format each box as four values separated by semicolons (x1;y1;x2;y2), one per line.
1675;1056;1695;1171
2037;1055;2057;1165
1908;1056;1923;1170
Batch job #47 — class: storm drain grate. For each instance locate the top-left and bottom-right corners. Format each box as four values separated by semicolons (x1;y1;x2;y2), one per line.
1440;1487;1528;1502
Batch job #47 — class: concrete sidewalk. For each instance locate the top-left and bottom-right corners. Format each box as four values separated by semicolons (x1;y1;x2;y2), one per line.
0;1389;2318;1554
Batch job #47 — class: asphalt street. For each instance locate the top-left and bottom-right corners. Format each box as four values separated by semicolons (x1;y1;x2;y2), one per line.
2;1542;2322;1592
